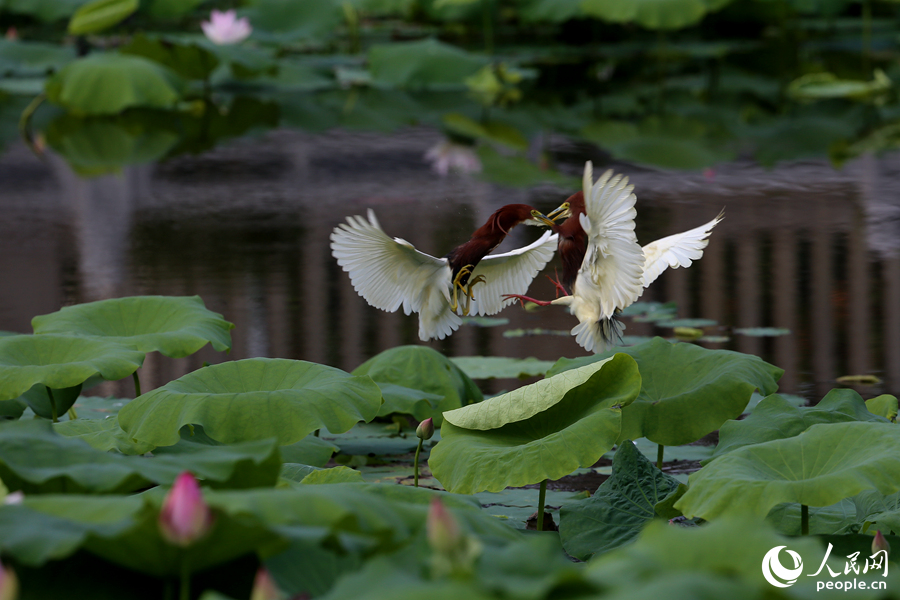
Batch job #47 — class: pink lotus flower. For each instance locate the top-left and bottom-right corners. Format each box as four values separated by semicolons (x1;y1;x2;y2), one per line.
201;10;252;45
158;472;213;547
873;530;890;556
0;558;18;600
416;418;434;440
427;497;460;554
250;567;280;600
424;141;482;176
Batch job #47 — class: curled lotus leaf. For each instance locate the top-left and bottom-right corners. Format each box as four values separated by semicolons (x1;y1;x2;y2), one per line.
429;354;641;494
675;422;900;520
0;333;144;401
118;358;383;446
32;295;234;358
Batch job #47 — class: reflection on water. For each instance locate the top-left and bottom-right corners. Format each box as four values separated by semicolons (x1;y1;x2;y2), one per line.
0;128;898;402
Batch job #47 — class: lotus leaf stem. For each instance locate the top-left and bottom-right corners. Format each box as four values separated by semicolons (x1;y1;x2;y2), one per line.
483;0;494;55
47;387;58;423
536;479;547;531
180;561;190;600
657;444;664;470
801;504;809;536
133;371;142;397
414;438;424;487
67;407;78;420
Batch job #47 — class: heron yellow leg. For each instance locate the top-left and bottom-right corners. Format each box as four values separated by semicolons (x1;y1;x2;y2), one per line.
461;274;486;316
449;265;474;313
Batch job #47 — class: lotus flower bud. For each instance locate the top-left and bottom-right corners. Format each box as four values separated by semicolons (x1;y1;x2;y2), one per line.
873;530;890;556
0;558;18;600
159;472;213;547
427;497;460;554
416;418;434;440
250;568;280;600
201;10;252;45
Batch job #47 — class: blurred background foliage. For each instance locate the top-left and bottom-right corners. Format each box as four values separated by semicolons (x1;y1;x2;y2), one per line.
1;0;900;177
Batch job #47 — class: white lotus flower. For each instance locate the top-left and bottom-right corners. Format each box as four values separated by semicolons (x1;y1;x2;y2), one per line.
424;141;482;176
201;10;252;45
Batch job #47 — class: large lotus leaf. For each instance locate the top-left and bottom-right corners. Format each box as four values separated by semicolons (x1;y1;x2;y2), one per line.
449;356;554;380
675;422;900;520
444;356;616;431
866;394;898;421
853;489;900;534
375;383;443;420
19;382;82;420
369;39;489;89
54;418;154;455
559;440;681;560
119;34;220;81
68;0;138;34
119;358;382;446
281;435;339;467
547;338;783;446
244;0;343;43
32;295;234;358
0;398;26;419
708;389;889;462
0;419;280;493
0;333;144;401
581;0;730;30
353;345;482;425
45;53;183;115
429;354;641;494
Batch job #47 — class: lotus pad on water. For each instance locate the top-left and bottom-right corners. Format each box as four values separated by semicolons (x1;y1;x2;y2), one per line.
429;353;641;494
0;333;144;400
32;295;234;358
118;358;383;446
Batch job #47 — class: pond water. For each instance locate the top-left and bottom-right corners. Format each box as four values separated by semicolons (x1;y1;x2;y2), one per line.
0;127;897;402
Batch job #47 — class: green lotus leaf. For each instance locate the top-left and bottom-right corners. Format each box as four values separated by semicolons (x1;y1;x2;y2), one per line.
766;499;859;535
32;295;234;358
118;358;383;446
45;53;183;115
708;389;889;462
119;34;220;81
788;70;891;102
68;0;138;35
448;356;555;380
675;422;900;520
375;382;443;420
300;466;364;485
18;383;82;420
581;0;732;30
1;0;90;21
0;333;144;402
54;418;154;455
547;338;783;446
280;435;339;467
243;0;343;43
853;489;900;534
445;356;616;430
429;354;641;494
559;440;681;560
0;419;280;493
0;39;76;77
368;38;489;89
866;394;898;421
353;345;481;424
0;398;27;419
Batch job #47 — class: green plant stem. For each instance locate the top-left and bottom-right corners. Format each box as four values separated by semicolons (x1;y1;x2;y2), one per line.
67;407;78;420
18;92;45;156
536;479;547;531
657;444;665;470
180;561;190;600
801;504;809;536
47;387;58;423
414;438;424;487
483;0;493;55
133;371;142;397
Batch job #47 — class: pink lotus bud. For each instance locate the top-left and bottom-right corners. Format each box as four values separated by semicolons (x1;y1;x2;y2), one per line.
158;472;213;547
427;497;460;554
416;418;434;440
201;9;252;45
4;28;17;41
0;558;18;600
250;568;279;600
873;530;890;556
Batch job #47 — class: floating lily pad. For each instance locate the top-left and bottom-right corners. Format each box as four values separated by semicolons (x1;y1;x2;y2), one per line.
449;357;554;380
0;334;144;402
502;328;571;338
118;358;383;447
323;422;421;457
32;295;234;358
836;374;882;385
429;354;641;494
459;317;509;328
656;318;718;328
733;327;791;337
676;422;900;520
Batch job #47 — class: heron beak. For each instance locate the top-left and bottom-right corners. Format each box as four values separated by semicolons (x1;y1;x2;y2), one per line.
530;210;556;228
546;201;571;222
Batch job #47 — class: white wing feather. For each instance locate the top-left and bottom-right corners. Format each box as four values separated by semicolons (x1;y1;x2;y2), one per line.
641;211;724;289
577;163;645;318
465;231;559;316
330;210;462;341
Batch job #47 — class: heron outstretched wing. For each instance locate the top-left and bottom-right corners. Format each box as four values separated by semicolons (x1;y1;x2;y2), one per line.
467;231;559;316
330;210;461;340
577;162;645;318
641;210;724;289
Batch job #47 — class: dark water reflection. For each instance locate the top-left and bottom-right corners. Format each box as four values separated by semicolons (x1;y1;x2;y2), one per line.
0;128;898;402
